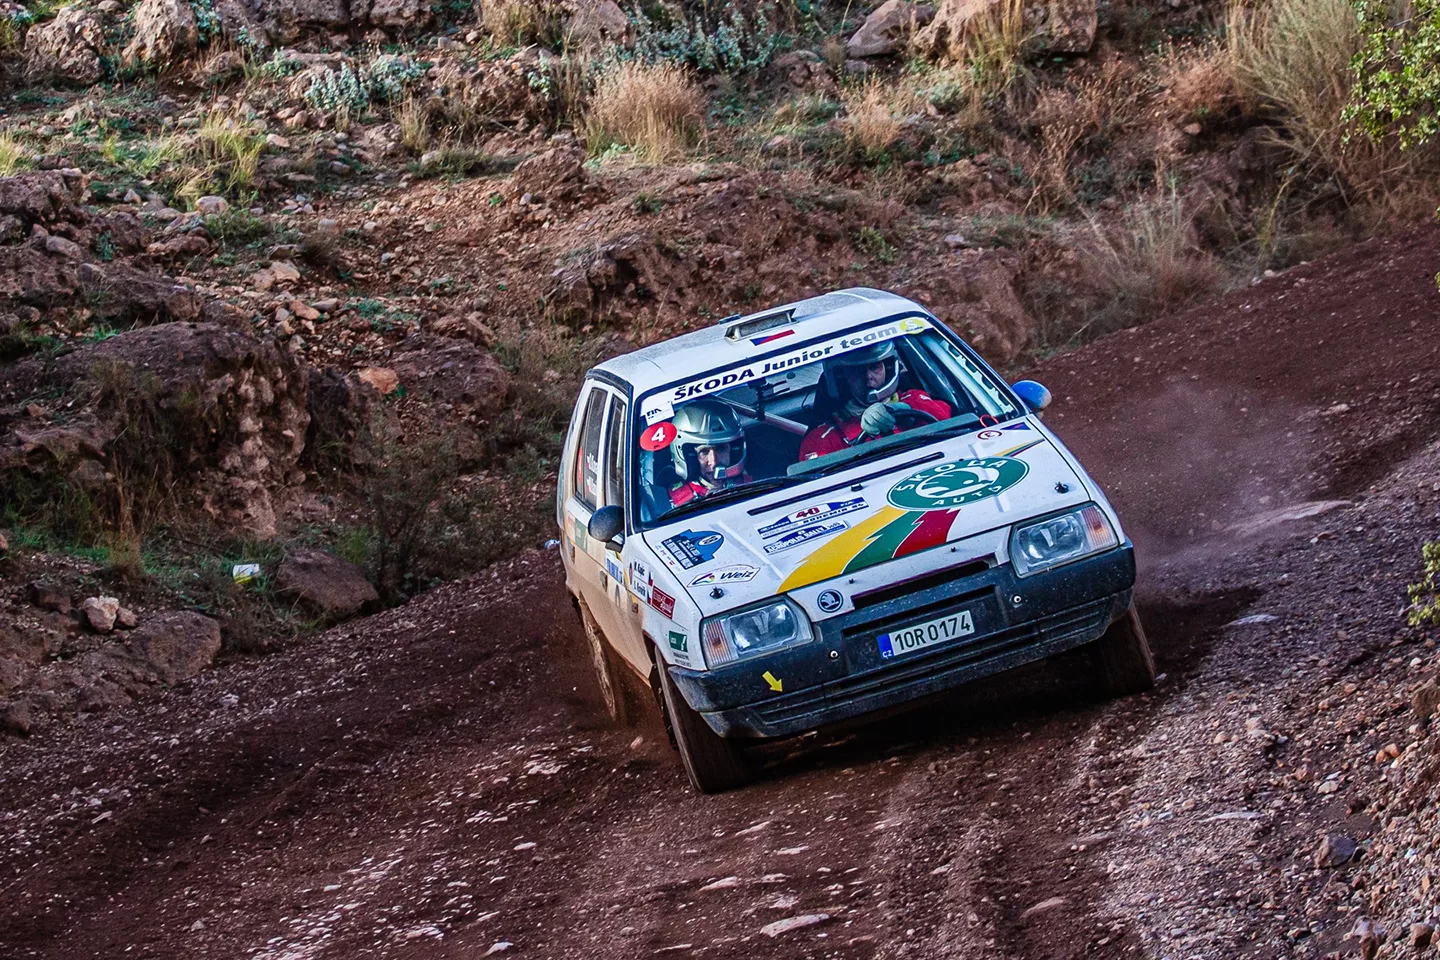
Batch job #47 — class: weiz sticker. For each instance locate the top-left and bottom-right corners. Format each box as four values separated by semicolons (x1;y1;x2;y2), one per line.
762;520;848;555
888;457;1029;511
689;564;759;587
758;497;867;539
662;529;724;569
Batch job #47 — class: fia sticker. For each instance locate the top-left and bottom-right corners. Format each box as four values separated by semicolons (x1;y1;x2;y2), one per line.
640;421;677;451
642;397;674;425
662;529;724;569
689;564;759;587
650;585;676;618
762;520;847;555
977;429;1002;440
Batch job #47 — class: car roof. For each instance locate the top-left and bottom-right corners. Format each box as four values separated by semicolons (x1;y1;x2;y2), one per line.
590;288;931;395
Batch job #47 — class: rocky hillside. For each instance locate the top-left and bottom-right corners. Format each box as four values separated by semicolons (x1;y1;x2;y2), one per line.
0;0;1437;731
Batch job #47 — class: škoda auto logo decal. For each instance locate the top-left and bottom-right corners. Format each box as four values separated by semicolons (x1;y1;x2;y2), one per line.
887;457;1029;511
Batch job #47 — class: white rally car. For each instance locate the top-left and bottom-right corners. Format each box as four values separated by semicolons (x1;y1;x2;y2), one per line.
557;289;1153;793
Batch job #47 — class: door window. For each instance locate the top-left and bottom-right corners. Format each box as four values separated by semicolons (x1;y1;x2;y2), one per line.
603;395;627;508
572;387;608;511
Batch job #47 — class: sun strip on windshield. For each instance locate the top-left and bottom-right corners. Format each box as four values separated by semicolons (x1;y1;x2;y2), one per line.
640;315;934;425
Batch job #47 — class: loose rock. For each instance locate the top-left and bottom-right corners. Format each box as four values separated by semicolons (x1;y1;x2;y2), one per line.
81;596;121;634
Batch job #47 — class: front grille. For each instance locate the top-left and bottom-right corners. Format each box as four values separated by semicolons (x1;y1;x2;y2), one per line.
752;600;1111;726
849;558;992;612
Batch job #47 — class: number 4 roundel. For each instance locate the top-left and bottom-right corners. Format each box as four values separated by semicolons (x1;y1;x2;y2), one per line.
640;421;677;451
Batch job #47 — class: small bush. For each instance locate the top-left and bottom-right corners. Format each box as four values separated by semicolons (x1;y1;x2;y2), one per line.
204;207;270;245
584;62;705;162
628;3;786;74
1408;541;1440;627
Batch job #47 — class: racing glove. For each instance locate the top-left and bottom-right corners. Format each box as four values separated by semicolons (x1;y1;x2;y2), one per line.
860;401;910;437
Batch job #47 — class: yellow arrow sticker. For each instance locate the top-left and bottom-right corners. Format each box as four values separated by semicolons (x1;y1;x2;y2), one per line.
762;671;783;693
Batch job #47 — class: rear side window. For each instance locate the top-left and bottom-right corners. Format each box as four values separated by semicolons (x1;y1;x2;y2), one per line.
604;395;627;508
572;387;608;510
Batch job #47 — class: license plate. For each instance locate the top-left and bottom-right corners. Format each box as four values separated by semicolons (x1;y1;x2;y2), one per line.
877;610;975;660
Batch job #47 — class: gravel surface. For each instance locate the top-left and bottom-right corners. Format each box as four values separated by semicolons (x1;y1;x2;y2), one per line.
1;227;1438;959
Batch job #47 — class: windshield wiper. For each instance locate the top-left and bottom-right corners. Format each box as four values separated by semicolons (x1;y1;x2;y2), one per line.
657;476;802;520
792;415;984;478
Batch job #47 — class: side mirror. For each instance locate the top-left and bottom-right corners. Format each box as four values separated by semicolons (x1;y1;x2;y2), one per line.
587;505;625;549
1012;379;1052;412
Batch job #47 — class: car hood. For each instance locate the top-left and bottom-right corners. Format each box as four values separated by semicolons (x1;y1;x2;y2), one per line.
642;421;1090;617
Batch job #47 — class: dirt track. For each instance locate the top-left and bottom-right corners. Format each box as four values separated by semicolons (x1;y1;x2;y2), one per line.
3;227;1440;960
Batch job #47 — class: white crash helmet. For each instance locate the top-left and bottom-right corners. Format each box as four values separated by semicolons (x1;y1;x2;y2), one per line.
670;400;746;482
821;341;900;406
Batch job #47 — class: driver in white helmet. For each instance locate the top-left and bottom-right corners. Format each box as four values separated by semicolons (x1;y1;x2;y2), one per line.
667;399;752;506
799;341;951;460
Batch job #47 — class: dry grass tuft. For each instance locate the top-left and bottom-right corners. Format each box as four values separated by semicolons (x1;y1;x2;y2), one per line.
478;0;565;47
584;62;705;163
1162;42;1240;123
1027;62;1146;211
1075;187;1230;337
0;133;30;176
842;80;919;158
1225;0;1410;195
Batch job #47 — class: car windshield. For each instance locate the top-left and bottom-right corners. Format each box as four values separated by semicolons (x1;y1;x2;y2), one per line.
633;314;1021;527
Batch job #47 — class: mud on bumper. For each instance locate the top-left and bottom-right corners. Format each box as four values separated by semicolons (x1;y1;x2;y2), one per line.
668;546;1136;740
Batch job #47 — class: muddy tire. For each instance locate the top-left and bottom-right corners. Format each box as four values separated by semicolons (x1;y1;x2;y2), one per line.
1092;602;1156;696
656;656;749;794
577;600;631;726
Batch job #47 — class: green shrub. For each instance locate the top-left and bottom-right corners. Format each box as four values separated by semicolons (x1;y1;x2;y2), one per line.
1408;541;1440;627
627;3;787;74
1347;0;1440;150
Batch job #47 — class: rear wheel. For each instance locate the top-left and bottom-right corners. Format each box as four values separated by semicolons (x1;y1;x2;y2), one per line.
1092;602;1156;696
656;656;750;794
577;600;631;725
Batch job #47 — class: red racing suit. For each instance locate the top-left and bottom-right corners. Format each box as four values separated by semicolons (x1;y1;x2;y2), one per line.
798;390;952;461
669;474;753;506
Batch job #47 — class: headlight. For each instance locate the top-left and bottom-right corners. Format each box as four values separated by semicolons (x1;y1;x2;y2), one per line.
701;598;814;667
1010;503;1118;577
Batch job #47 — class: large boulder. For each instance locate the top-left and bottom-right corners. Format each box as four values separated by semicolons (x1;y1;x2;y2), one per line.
276;547;377;619
509;138;588;204
7;321;310;538
123;0;200;66
126;612;222;684
389;336;511;418
23;6;108;85
846;1;935;58
352;0;432;28
914;0;1097;58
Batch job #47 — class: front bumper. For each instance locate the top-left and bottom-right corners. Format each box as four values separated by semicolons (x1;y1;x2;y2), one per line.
669;545;1135;739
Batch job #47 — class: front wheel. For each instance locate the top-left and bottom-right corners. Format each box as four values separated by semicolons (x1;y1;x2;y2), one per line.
1091;602;1156;696
578;600;631;725
656;658;750;794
